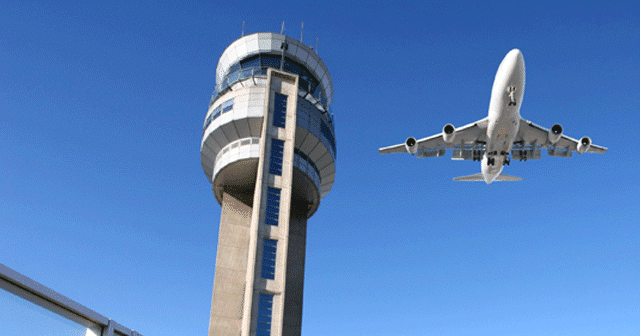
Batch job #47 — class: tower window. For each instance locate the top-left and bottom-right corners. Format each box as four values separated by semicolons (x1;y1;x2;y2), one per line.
261;55;281;69
203;114;213;130
265;187;281;226
269;139;284;176
321;121;336;156
261;239;277;280
222;98;234;113
257;293;274;336
273;93;287;128
240;55;260;68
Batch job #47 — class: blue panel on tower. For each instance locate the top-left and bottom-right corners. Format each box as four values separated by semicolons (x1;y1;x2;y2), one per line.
269;139;284;176
257;293;273;335
273;93;287;128
261;239;277;280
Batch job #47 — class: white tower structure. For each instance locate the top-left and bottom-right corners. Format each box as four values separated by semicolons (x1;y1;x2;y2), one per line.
200;32;336;336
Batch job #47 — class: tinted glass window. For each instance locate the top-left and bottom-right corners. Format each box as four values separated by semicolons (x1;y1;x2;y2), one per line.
213;106;221;120
261;239;277;280
273;93;287;128
294;148;321;179
283;59;301;75
321;122;336;156
216;54;326;110
269;139;284;176
240;55;260;68
257;293;273;336
261;55;281;69
265;187;280;226
204;114;212;130
222;98;234;113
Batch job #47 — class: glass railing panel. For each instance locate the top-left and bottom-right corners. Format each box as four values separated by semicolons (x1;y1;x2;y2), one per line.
0;285;100;336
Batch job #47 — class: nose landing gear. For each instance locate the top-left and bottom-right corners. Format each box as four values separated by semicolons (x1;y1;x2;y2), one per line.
507;86;517;106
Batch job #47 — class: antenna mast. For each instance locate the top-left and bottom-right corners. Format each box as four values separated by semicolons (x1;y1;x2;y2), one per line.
300;22;304;42
316;37;319;54
280;21;285;34
241;21;245;37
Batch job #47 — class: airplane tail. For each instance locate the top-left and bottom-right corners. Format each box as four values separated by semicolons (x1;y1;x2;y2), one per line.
453;173;522;182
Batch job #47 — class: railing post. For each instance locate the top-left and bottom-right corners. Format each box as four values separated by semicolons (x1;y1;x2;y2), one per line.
102;320;115;336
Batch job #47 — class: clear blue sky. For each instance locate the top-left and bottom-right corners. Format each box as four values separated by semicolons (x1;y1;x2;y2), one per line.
2;1;639;335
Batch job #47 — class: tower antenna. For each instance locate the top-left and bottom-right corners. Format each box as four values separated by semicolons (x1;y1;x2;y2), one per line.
316;37;319;54
280;21;285;34
241;21;245;37
300;21;304;42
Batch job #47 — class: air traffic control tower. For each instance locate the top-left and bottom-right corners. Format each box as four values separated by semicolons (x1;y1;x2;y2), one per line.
200;32;336;336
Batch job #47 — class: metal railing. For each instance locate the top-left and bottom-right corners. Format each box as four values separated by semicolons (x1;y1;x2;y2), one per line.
0;262;144;336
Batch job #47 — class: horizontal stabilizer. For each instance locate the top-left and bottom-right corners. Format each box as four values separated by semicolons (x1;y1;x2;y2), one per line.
453;173;484;181
495;174;522;181
453;173;522;182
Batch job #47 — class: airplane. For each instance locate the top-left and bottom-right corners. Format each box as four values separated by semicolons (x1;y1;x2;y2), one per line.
378;49;607;184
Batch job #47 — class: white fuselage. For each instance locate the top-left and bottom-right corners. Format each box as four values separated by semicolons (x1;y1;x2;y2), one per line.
482;49;526;184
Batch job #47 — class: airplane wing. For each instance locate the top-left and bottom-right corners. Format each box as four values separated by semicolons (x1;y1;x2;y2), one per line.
515;118;607;157
377;142;408;154
379;117;490;156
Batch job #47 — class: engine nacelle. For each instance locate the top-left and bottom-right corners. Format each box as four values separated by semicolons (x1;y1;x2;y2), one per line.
405;137;418;155
577;136;591;154
442;124;456;143
547;124;563;144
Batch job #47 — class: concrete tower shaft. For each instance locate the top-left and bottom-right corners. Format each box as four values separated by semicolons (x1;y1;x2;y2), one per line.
201;32;336;336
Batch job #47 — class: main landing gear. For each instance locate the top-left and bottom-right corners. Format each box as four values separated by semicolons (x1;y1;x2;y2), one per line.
500;151;510;166
486;151;511;166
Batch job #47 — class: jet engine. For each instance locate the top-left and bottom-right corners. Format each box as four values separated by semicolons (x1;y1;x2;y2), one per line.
442;124;456;143
405;137;418;155
547;124;563;144
577;136;591;154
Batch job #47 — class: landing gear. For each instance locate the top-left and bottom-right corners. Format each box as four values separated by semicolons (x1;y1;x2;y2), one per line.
501;151;511;165
486;151;510;166
508;86;517;106
472;150;484;162
486;151;497;166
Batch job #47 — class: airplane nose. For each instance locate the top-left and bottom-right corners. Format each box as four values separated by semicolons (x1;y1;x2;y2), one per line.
514;49;524;67
498;48;525;83
509;48;522;58
505;49;523;68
